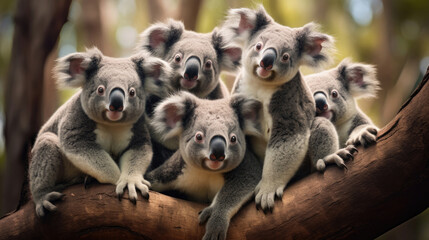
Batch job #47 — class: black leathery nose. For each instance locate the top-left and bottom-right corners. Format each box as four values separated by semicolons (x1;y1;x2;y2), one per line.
314;92;328;113
260;48;277;70
209;136;226;161
109;88;125;112
184;57;200;81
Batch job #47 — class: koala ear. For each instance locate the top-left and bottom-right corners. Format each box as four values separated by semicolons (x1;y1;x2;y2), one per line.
212;29;242;72
297;23;335;68
137;19;184;57
54;47;102;89
338;58;380;99
222;5;272;45
230;94;263;137
133;53;173;98
152;91;197;140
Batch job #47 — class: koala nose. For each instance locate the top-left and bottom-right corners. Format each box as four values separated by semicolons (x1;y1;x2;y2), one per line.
209;136;226;161
109;88;125;112
314;92;329;113
184;57;200;81
260;48;277;70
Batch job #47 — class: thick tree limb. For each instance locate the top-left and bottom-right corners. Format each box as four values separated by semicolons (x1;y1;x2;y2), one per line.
1;69;428;239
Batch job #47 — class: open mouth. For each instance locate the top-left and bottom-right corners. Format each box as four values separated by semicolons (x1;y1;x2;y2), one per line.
254;66;275;81
105;110;123;122
203;158;224;171
180;77;198;90
316;110;333;121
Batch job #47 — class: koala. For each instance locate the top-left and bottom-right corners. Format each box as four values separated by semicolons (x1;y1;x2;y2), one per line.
145;92;262;240
29;47;172;217
222;6;355;211
305;58;380;147
137;19;243;170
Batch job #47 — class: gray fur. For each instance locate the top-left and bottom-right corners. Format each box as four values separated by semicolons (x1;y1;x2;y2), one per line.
29;48;172;217
146;92;262;240
223;6;354;211
305;58;380;147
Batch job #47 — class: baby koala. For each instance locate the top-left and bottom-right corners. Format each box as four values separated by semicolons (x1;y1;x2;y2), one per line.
29;48;172;217
138;19;242;100
306;58;380;147
145;92;262;240
222;6;355;211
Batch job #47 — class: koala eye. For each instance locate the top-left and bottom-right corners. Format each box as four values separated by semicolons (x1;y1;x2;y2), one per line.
174;54;182;63
195;131;204;143
129;88;136;97
204;60;212;69
331;89;339;99
97;85;105;96
230;134;237;144
281;53;290;62
255;42;263;52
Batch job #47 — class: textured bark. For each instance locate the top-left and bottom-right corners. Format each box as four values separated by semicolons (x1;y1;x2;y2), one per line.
2;0;71;215
0;68;428;239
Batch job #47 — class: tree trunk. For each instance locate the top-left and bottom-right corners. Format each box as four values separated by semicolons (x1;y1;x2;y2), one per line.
0;67;428;239
1;0;71;215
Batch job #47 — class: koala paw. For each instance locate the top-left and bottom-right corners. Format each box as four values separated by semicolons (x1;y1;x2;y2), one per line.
34;191;65;218
346;126;378;147
254;180;284;212
116;174;151;204
199;207;229;240
317;145;358;172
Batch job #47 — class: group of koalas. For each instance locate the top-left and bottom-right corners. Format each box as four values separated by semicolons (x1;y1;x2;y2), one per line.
29;5;380;240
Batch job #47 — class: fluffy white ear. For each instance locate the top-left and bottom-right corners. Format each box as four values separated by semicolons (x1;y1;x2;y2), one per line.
137;19;184;57
132;53;173;98
338;58;380;99
54;47;102;89
222;5;272;46
230;94;263;137
298;23;335;68
151;91;197;140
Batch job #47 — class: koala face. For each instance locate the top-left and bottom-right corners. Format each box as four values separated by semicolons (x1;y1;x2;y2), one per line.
222;6;334;86
55;48;172;125
152;92;262;173
306;58;379;124
139;20;241;98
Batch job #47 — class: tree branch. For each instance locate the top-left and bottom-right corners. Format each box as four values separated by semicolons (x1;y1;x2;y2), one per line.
1;70;428;239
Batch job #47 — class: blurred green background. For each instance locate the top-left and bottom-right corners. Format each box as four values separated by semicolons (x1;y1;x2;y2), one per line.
0;0;428;239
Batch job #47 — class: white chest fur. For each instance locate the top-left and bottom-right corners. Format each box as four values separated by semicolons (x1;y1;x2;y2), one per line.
336;120;353;146
95;123;133;157
240;73;278;141
174;166;225;202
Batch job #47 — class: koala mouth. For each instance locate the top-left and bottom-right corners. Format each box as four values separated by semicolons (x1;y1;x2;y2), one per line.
254;66;276;81
203;158;224;171
105;110;123;122
316;110;334;121
180;77;198;90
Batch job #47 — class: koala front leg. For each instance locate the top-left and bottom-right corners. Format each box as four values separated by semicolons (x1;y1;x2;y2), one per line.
346;124;378;147
145;151;184;192
255;130;309;211
199;150;261;240
116;145;152;203
309;117;357;172
30;132;66;217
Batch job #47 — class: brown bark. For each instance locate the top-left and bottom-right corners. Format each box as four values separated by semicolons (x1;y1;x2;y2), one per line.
2;0;71;215
0;67;428;239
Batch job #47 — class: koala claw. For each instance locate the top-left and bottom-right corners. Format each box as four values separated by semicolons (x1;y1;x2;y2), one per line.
34;191;65;218
255;181;284;212
346;126;378;147
116;175;150;203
